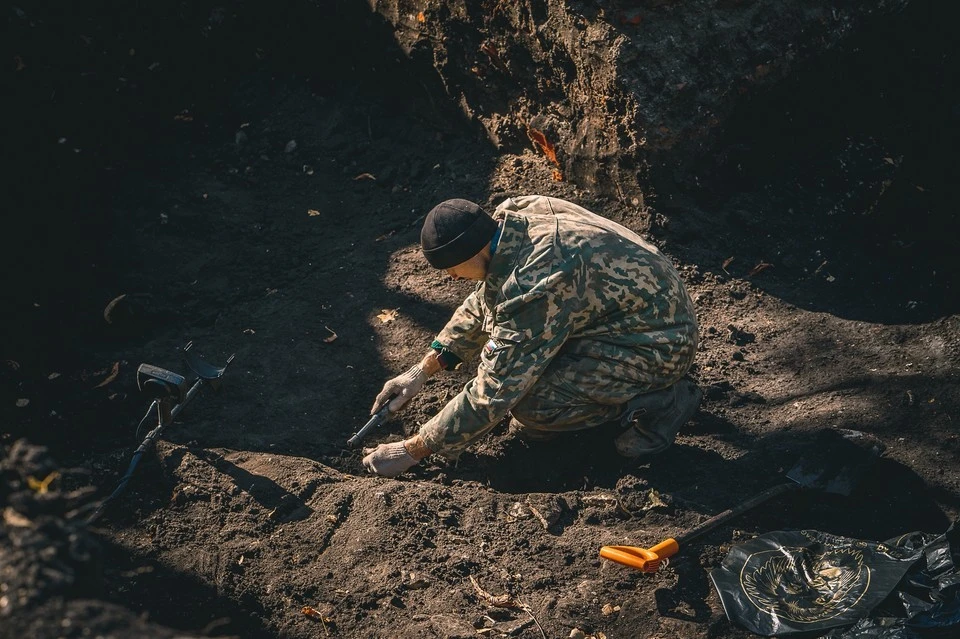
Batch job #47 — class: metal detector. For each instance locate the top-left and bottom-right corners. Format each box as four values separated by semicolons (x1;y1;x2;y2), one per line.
86;342;235;524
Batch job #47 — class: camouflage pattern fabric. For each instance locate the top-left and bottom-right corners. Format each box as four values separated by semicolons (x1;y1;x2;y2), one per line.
418;196;698;456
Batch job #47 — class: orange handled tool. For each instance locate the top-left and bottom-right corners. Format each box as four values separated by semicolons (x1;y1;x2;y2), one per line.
600;538;681;572
600;429;887;572
600;482;798;572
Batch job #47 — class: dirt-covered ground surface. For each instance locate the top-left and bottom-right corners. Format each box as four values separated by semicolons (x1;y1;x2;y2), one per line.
3;1;959;638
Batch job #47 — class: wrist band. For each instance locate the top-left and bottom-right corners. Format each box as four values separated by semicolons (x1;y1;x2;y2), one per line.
430;340;463;371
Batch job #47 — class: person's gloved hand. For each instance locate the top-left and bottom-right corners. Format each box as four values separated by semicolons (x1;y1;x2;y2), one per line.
362;441;419;477
372;364;427;413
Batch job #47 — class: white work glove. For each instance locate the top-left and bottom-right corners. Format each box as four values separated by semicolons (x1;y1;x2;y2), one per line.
372;365;427;414
362;441;419;477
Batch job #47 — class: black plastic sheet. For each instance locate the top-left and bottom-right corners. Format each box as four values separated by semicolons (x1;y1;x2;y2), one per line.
710;523;959;637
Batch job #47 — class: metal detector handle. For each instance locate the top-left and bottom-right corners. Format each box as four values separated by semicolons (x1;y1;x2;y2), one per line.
347;402;393;448
183;341;236;391
600;482;799;572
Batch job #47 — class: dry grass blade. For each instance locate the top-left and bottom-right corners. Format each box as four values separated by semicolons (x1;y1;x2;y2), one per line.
469;576;546;639
469;575;518;608
527;504;550;530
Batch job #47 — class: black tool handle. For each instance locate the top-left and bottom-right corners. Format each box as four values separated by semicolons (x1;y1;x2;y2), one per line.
347;403;392;448
676;482;798;546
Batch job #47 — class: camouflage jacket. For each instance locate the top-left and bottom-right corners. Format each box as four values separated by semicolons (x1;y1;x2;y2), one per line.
418;196;698;456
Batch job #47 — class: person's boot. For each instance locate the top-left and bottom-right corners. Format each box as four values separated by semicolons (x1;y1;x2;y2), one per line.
614;378;702;458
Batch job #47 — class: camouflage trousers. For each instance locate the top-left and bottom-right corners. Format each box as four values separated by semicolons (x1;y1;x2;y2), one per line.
511;337;695;432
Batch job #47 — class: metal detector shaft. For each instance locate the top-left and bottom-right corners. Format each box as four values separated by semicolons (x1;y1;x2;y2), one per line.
86;376;208;525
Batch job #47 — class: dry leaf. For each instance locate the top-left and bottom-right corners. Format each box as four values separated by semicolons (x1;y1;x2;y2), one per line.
307;209;321;216
302;605;333;634
322;326;338;343
884;157;896;165
645;489;668;509
480;42;504;69
377;308;399;323
103;293;127;324
94;361;120;388
620;9;643;25
173;111;193;122
722;256;735;270
16;398;29;408
747;261;772;277
353;172;376;181
301;606;332;622
27;471;59;495
5;360;20;371
417;10;426;22
3;507;31;527
243;328;256;335
552;169;564;182
47;372;60;380
527;127;559;166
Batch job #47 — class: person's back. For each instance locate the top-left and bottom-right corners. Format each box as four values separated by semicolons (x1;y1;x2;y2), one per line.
492;195;698;356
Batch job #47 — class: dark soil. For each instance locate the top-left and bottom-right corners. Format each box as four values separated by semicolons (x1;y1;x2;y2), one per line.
3;1;958;638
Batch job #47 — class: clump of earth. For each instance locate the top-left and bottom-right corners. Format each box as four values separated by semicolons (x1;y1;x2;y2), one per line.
3;1;957;637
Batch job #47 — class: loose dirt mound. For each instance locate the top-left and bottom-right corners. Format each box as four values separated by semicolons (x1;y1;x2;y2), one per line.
3;1;958;638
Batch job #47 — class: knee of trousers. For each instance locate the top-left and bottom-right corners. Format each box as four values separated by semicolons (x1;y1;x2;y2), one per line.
510;395;568;430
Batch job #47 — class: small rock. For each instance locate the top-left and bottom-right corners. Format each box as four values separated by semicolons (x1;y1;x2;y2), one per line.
402;570;431;589
284;139;297;153
569;629;586;639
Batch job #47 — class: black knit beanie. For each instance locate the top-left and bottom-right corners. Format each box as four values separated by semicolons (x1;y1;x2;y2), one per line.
420;199;497;269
